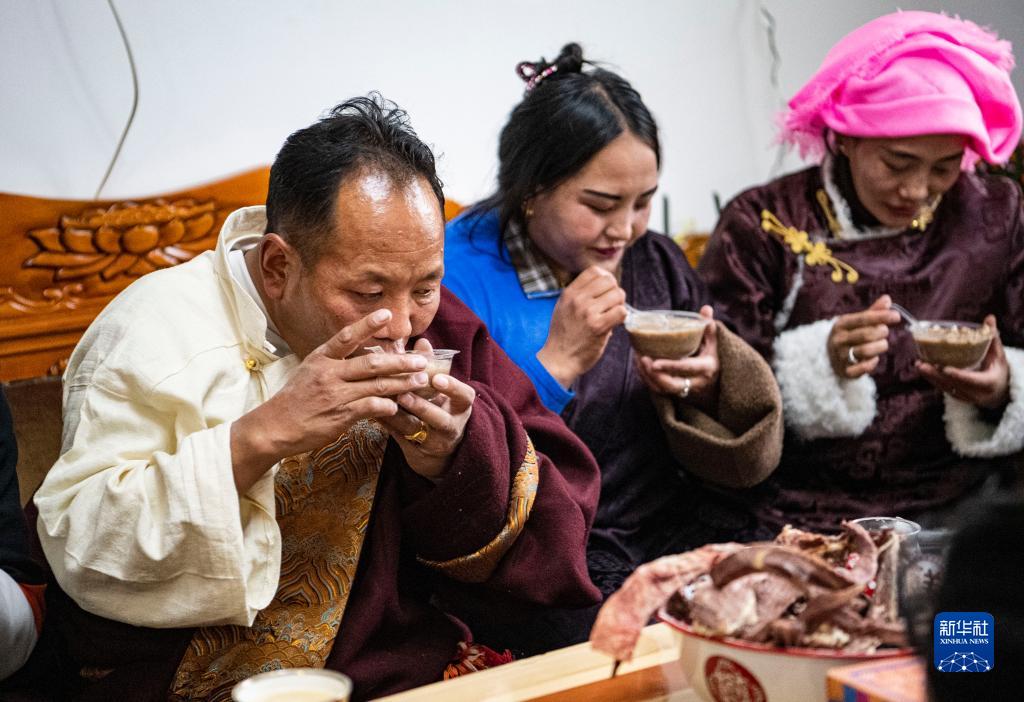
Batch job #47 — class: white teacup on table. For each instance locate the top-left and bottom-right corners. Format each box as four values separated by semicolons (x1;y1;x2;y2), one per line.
232;668;352;702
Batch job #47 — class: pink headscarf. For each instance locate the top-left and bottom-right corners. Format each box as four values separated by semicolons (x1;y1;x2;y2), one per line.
781;11;1022;168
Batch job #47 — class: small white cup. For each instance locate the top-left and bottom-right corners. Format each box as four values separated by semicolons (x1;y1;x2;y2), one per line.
231;668;352;702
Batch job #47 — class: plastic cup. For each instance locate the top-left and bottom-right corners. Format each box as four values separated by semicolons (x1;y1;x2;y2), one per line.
362;346;460;400
231;668;352;702
850;516;922;539
909;320;993;369
851;516;924;626
851;516;922;564
407;349;459;399
624;310;708;359
901;526;952;648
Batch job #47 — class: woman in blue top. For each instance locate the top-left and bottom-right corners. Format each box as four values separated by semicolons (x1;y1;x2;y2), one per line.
443;43;783;655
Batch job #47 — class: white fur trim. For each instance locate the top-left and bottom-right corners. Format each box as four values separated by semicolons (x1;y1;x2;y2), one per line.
772;318;877;440
943;346;1024;457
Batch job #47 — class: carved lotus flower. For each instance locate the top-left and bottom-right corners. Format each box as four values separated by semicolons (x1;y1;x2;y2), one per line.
26;199;218;282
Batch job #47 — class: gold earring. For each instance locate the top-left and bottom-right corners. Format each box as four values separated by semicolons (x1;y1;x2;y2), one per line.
524;205;534;219
910;195;942;232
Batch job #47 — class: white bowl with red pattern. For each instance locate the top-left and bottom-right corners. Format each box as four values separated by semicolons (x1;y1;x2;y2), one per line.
659;610;913;702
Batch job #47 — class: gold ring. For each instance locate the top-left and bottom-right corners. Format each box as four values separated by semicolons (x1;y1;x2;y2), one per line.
404;422;429;444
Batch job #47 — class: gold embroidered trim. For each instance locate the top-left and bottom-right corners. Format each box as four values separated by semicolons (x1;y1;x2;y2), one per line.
815;189;841;235
761;209;859;284
169;421;388;701
418;436;540;583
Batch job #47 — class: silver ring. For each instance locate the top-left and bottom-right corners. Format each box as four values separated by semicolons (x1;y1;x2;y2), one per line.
679;377;691;399
847;347;858;365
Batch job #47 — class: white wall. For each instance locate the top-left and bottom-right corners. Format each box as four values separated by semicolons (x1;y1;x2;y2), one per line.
2;0;1022;233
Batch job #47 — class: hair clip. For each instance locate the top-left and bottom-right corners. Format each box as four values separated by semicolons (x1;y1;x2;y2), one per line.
516;61;559;94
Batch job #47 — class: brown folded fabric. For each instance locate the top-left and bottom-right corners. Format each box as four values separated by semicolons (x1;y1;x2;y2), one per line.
654;322;783;488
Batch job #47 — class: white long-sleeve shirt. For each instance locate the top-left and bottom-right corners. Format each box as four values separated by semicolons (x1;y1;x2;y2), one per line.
35;207;299;628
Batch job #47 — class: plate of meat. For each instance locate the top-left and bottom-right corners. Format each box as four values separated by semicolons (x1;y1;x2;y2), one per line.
589;522;916;702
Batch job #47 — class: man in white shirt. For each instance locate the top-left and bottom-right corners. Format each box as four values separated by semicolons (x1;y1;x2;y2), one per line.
33;96;601;700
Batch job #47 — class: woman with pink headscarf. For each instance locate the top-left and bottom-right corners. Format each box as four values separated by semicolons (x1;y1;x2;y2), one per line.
699;11;1024;533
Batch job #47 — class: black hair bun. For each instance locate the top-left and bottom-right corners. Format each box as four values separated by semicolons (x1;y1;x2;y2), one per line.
553;43;584;73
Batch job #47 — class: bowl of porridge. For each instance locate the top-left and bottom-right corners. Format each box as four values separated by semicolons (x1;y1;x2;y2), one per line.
625;310;708;359
910;320;993;369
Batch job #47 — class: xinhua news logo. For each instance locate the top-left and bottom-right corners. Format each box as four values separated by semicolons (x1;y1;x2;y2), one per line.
934;611;994;672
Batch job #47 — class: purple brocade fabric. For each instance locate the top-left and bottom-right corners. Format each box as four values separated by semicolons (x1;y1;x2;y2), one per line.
700;167;1024;533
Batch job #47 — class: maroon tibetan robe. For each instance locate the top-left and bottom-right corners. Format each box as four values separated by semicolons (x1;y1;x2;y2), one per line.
16;289;601;702
699;167;1024;533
